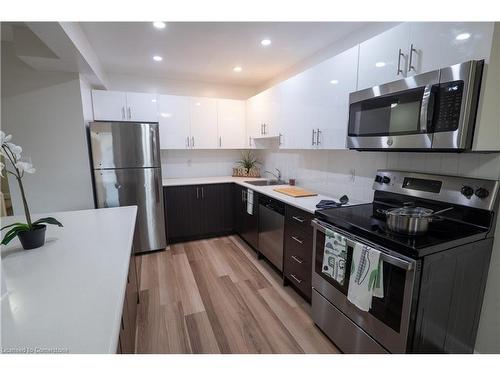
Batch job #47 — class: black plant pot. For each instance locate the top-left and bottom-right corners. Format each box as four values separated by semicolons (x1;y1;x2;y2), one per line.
17;225;46;250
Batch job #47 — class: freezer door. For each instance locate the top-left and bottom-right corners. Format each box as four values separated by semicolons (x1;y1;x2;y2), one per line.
94;167;166;253
90;122;160;169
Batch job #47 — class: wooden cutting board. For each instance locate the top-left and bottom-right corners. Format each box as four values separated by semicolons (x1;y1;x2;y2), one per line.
273;187;318;197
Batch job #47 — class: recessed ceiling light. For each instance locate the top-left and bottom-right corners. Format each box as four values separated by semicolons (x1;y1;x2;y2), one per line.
151;99;157;103
195;102;201;106
456;32;471;41
153;55;163;62
261;39;272;46
160;112;172;118
153;22;166;29
330;79;339;85
233;66;242;72
375;61;386;68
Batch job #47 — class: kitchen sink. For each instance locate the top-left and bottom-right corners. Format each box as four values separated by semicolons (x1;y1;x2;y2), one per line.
245;180;287;186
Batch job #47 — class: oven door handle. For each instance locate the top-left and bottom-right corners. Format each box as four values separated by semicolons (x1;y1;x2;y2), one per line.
419;83;436;133
311;219;414;271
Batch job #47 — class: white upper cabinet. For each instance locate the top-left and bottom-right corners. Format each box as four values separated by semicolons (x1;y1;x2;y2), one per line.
217;99;246;149
125;92;159;122
357;23;411;90
314;45;359;149
157;95;190;149
92;90;127;121
406;22;495;76
92;90;158;122
272;45;359;150
277;66;315;149
189;97;218;149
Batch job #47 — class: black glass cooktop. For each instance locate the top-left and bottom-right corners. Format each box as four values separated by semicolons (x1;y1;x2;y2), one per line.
315;202;488;258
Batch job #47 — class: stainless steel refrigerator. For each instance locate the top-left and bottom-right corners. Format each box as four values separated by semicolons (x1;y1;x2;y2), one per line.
89;121;166;254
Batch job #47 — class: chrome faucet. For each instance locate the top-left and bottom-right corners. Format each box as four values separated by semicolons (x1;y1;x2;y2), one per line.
264;168;282;181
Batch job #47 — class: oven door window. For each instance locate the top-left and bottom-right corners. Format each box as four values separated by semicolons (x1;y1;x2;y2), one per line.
369;262;405;333
315;230;406;333
315;230;353;295
348;87;425;137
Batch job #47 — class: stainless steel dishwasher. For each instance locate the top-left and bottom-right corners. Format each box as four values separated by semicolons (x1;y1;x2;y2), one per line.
258;195;285;271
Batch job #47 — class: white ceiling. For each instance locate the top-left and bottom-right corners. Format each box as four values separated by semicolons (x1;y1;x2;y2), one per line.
79;22;367;87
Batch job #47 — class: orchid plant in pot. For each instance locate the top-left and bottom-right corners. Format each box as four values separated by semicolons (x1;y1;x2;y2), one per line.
0;131;63;250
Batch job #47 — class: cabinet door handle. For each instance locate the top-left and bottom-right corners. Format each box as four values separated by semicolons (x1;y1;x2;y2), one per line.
264;124;267;135
312;129;316;146
291;236;303;244
196;187;199;199
292;216;305;223
316;129;321;145
408;43;416;72
121;107;126;120
397;48;404;76
186;136;190;148
219;136;222;148
279;133;283;146
249;136;252;147
192;136;195;148
291;255;304;264
201;186;204;199
127;107;132;119
290;274;302;284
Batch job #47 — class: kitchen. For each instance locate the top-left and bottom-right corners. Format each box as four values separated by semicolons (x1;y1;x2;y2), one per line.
1;2;500;370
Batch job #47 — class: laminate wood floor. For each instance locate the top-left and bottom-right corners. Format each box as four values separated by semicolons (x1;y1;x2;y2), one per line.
135;235;340;354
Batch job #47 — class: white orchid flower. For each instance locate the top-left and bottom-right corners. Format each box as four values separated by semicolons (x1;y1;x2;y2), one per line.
0;131;12;146
6;143;22;160
8;143;22;158
16;161;36;174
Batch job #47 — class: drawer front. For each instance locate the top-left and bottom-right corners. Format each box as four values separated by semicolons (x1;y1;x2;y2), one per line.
284;233;312;265
286;206;314;234
284;254;312;298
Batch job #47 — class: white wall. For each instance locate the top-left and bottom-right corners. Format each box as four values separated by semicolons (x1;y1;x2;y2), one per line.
161;149;244;179
106;73;257;100
259;148;500;353
1;41;94;215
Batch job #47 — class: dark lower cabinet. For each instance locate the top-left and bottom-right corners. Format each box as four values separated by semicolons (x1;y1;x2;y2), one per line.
164;183;234;243
234;184;259;250
118;252;139;353
283;205;314;300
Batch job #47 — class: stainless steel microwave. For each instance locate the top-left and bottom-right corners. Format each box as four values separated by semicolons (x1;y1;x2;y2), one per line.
346;60;484;151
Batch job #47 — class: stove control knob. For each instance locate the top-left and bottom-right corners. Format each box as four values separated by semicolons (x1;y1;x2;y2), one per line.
382;176;391;184
475;187;489;199
375;175;383;183
461;185;474;199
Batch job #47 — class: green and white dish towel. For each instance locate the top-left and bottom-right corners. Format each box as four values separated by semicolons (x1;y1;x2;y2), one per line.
347;242;384;312
322;228;348;285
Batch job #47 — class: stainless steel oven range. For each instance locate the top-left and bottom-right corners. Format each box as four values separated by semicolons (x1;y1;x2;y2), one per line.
311;170;499;353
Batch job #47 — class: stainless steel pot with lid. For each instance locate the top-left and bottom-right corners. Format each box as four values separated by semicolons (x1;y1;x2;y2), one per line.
377;203;453;236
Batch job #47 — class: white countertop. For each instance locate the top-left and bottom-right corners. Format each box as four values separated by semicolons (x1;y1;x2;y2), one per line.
1;206;137;354
162;176;366;213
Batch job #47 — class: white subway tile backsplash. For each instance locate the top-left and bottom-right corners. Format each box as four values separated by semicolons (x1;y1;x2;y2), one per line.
258;149;500;200
440;154;459;175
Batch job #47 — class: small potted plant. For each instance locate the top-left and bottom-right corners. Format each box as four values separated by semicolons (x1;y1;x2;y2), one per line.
234;150;261;177
1;131;63;250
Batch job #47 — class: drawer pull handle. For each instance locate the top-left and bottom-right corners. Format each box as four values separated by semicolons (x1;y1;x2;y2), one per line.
291;236;303;244
290;274;302;284
291;255;303;264
292;216;305;223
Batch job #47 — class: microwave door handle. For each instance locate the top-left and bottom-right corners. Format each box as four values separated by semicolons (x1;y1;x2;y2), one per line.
419;84;436;133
